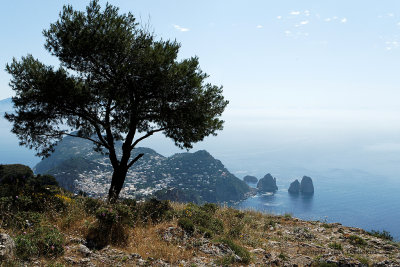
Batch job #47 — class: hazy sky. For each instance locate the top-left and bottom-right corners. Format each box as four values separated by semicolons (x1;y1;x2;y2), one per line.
1;1;400;178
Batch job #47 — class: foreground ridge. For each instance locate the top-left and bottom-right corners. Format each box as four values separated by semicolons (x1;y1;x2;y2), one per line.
0;164;399;266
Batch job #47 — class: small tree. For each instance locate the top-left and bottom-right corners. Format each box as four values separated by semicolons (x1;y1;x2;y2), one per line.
5;1;228;202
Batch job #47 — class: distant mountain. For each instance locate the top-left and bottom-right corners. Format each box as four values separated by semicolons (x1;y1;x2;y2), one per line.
34;136;252;203
0;97;12;115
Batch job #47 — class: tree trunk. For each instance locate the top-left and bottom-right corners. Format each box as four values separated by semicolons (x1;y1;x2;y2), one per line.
108;165;128;203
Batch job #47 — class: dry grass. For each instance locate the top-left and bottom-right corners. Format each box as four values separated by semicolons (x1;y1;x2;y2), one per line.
126;221;194;263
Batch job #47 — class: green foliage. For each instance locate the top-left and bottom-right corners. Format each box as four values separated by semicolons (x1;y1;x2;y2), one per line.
284;213;292;219
348;235;367;246
15;225;64;260
322;223;333;229
217;238;251;264
368;230;393;241
328;242;343;250
355;256;370;265
278;252;288;261
138;198;172;223
96;207;118;225
178;218;195;235
215;255;237;266
0;164;58;198
197;226;213;238
84;197;103;214
182;203;223;235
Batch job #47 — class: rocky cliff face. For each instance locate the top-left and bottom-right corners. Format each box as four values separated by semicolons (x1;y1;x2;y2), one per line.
243;175;258;183
257;173;278;193
300;176;314;194
288;179;300;193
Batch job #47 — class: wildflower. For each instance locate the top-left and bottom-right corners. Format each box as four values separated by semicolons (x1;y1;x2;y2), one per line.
102;213;106;217
15;196;18;199
51;245;55;250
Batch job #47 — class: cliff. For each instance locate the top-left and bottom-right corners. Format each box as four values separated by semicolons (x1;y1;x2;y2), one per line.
257;173;278;193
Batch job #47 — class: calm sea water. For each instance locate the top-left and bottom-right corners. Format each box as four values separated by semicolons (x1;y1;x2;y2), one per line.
233;170;400;241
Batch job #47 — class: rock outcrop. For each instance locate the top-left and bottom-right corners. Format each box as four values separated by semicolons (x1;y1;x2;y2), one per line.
0;233;15;261
300;176;314;194
288;179;300;193
257;173;278;193
243;175;258;183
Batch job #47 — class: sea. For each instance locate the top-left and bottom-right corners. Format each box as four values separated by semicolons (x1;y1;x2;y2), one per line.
233;169;400;241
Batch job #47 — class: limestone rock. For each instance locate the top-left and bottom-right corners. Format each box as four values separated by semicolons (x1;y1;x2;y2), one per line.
0;233;15;261
243;175;258;183
77;244;92;257
288;179;300;193
257;173;278;193
300;176;314;194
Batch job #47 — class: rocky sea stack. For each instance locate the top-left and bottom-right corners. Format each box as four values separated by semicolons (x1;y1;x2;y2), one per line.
288;179;300;193
300;176;314;194
257;173;278;193
243;175;258;184
288;176;314;194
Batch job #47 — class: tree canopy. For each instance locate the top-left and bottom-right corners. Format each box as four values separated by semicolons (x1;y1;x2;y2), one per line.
5;0;228;201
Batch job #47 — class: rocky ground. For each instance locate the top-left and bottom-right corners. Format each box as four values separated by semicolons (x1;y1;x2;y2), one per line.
2;207;399;267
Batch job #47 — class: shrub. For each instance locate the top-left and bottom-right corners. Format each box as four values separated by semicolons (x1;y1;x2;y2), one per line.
139;198;172;223
197;226;213;238
278;252;288;261
96;207;118;225
86;203;134;249
328;242;342;250
284;213;292;219
228;223;244;238
217;238;251;264
84;197;103;215
15;225;64;259
348;235;367;246
201;203;219;214
368;230;393;241
178;218;195;235
182;203;224;235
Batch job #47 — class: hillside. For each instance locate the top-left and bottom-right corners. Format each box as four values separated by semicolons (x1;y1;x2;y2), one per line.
34;136;252;203
1;164;400;266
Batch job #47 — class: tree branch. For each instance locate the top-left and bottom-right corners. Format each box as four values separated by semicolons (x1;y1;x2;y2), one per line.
131;128;166;149
127;153;144;168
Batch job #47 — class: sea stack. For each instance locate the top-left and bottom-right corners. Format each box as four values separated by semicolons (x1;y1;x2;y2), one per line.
300;176;314;194
288;179;300;193
243;175;258;184
257;173;278;193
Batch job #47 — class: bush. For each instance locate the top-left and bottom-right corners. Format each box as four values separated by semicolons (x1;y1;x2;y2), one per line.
201;203;219;214
368;230;393;241
348;235;367;246
84;197;103;214
197;226;213;238
181;203;224;235
15;225;64;259
86;202;135;249
178;218;195;235
96;207;118;225
328;242;342;250
217;238;251;264
139;198;172;223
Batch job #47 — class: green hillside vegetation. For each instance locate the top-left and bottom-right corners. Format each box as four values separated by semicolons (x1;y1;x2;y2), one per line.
1;164;399;266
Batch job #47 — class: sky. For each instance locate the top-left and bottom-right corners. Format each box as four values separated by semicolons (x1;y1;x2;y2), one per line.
1;1;400;178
